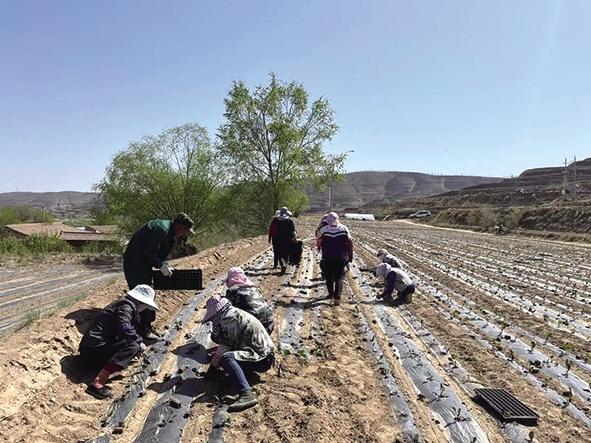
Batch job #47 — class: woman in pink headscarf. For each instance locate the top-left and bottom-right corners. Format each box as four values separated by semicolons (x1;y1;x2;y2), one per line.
222;267;274;333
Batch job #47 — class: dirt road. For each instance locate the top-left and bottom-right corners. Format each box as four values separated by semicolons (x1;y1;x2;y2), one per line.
0;221;589;442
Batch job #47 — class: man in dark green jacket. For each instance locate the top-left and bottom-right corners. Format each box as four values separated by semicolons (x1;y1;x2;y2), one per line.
123;213;194;338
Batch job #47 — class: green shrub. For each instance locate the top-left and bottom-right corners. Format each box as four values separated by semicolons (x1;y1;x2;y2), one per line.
0;236;28;255
23;234;73;254
82;241;124;255
0;234;72;257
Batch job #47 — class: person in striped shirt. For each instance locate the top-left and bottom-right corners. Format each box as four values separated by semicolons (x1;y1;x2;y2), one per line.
316;212;353;304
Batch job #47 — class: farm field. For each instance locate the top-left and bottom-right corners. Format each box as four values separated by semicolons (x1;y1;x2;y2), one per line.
0;219;590;442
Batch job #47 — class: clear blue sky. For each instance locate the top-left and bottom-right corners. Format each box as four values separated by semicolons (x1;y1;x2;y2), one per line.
1;0;589;192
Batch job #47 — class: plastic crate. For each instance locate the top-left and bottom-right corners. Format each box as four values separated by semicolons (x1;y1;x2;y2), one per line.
152;269;203;290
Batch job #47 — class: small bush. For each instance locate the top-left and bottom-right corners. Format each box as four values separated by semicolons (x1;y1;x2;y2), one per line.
0;236;28;255
0;234;72;257
23;234;73;254
82;241;124;255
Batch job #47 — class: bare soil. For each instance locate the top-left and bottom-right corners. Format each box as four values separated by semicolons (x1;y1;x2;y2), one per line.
0;219;590;442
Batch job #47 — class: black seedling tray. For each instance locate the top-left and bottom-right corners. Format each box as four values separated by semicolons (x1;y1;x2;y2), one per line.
152;269;203;290
474;388;539;425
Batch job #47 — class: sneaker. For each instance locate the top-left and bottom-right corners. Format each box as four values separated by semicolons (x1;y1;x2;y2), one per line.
227;389;258;412
144;331;162;341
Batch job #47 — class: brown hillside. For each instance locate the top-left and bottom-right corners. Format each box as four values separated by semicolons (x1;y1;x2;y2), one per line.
306;171;501;211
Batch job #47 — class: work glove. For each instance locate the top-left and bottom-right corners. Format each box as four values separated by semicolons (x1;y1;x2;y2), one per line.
159;263;174;277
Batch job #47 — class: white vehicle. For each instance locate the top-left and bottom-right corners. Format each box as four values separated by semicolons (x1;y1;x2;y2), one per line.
408;210;431;219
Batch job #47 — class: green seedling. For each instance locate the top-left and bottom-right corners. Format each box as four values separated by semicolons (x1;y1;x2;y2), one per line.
435;383;448;400
529;341;537;354
565;359;573;377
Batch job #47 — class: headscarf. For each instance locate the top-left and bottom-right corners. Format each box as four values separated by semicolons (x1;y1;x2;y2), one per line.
223;267;254;288
375;262;392;278
325;211;339;226
202;296;231;334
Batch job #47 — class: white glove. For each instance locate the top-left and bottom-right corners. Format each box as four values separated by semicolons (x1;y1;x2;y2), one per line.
159;263;174;277
139;342;147;352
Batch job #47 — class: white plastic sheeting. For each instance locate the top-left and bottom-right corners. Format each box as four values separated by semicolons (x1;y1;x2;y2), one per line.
343;213;376;221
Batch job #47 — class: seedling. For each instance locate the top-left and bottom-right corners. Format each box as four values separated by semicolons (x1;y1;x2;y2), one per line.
450;406;469;423
529;341;537;354
498;320;509;337
435;382;448;400
564;359;573;377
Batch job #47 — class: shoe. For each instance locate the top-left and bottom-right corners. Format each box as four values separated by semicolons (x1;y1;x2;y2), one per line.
144;331;162;341
333;298;341;306
222;393;240;404
86;384;113;400
227;389;258;412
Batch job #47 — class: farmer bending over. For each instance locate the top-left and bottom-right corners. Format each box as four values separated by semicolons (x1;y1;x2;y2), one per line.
123;212;194;339
375;262;415;305
223;266;274;334
78;285;158;399
376;248;403;269
203;296;275;412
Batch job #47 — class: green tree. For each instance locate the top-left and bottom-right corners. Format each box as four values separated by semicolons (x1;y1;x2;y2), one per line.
217;74;347;231
96;123;224;235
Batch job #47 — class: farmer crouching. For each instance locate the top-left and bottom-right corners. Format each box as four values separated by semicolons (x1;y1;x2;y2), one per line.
223;267;274;334
375;263;416;305
78;285;158;399
203;296;275;412
376;248;403;269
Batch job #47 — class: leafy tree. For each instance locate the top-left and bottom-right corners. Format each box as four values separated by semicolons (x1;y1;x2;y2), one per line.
217;74;347;231
96;123;224;235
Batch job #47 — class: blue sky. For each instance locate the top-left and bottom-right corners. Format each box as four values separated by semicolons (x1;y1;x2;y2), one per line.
0;0;589;192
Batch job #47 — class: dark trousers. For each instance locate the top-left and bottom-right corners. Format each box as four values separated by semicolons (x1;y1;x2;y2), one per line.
323;258;347;299
219;353;275;392
398;283;416;302
271;238;279;268
79;339;141;371
123;256;156;335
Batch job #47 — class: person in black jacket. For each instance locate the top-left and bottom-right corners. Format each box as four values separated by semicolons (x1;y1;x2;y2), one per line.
274;207;296;274
78;285;159;399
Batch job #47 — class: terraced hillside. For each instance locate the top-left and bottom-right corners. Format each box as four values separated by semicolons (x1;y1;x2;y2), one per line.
306;171;501;211
0;219;590;442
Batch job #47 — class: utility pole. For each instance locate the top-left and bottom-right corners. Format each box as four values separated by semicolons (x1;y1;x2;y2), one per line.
573;156;577;199
563;158;568;195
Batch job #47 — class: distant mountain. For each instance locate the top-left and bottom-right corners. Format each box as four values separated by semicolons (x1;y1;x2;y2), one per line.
0;192;103;218
306;171;502;211
396;157;591;208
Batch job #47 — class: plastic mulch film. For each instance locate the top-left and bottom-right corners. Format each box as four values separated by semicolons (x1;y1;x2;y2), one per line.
351;262;490;443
